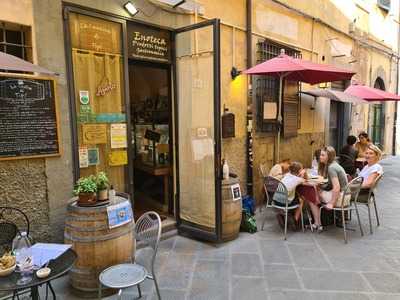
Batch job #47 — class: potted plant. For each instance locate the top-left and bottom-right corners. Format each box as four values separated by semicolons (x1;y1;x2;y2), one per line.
73;175;97;205
96;172;109;201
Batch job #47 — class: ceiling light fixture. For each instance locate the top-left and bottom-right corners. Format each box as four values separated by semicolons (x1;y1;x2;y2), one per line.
124;1;139;16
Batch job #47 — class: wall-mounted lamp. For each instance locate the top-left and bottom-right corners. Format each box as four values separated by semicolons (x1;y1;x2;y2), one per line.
172;0;186;8
124;1;139;16
231;67;241;80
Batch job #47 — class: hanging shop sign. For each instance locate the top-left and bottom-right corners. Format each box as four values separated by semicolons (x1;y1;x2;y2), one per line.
0;74;61;160
127;22;171;63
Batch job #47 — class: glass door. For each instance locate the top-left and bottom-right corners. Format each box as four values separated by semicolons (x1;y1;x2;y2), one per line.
173;19;221;242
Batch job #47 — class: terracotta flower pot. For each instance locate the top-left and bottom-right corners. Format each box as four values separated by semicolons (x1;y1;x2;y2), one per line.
97;189;108;201
78;192;96;205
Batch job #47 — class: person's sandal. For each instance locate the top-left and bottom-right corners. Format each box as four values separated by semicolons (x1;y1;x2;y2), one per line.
311;224;323;233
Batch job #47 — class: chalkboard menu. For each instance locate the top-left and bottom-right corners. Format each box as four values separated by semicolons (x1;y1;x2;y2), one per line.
0;75;60;160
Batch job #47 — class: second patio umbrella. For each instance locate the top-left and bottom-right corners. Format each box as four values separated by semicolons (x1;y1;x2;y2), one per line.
301;88;367;104
244;50;355;162
344;83;400;101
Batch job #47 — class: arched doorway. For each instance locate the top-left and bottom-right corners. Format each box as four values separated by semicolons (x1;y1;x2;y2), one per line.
370;77;385;148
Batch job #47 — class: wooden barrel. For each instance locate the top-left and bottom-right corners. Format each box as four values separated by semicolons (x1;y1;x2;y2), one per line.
221;178;242;241
64;195;135;292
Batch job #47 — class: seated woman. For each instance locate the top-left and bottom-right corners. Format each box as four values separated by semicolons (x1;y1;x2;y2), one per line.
339;135;358;176
274;162;307;229
269;158;291;180
357;144;383;203
308;146;348;232
355;132;371;159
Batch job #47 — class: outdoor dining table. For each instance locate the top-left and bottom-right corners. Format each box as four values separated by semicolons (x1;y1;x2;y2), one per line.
296;177;327;205
0;248;77;300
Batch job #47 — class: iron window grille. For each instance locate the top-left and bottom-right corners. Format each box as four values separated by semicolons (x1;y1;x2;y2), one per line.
255;39;301;133
0;22;32;63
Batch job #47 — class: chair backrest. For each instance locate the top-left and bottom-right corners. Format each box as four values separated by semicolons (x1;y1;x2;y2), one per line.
0;207;30;236
342;176;363;208
371;172;384;191
135;211;162;252
263;176;280;204
272;180;290;206
259;163;268;178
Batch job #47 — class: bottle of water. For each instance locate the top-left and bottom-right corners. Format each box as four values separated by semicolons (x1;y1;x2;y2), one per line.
109;185;116;204
12;231;34;285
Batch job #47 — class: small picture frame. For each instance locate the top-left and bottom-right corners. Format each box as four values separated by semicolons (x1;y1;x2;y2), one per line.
231;183;241;201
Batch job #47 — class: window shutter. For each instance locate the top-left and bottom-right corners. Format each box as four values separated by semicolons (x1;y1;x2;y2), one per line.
377;0;390;11
283;80;299;138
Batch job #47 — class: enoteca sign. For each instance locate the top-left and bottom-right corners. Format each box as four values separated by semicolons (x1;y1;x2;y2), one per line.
127;22;171;63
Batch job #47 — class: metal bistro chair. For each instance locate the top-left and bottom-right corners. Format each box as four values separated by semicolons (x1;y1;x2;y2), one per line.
0;207;30;253
258;163;269;213
262;179;304;240
357;173;384;234
320;176;364;244
99;211;162;300
261;176;280;214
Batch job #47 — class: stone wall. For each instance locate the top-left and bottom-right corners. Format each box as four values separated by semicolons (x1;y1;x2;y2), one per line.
222;137;247;194
0;159;50;241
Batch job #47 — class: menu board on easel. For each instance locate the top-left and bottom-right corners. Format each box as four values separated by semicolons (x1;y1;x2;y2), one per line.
0;74;61;160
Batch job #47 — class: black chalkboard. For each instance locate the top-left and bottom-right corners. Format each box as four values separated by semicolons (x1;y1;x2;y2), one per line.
0;75;60;160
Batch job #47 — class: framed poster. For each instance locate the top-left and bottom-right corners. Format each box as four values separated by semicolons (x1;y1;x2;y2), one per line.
0;73;61;160
231;183;242;201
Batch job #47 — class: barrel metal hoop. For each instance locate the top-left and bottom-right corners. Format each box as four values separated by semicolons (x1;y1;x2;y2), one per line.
64;223;123;231
64;226;133;242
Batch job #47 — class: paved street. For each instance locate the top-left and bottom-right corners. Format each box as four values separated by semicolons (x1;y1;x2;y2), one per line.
44;156;400;300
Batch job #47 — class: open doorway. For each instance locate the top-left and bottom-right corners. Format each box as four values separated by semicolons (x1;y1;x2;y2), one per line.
129;60;173;221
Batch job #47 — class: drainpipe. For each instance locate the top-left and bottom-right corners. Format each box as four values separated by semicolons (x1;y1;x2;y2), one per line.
393;20;400;155
246;0;253;196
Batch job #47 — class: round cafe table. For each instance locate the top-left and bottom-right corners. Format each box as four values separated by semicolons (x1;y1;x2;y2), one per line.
297;181;321;205
0;248;77;300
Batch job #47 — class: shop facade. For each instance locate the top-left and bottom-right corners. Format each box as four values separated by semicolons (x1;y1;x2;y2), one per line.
0;0;398;242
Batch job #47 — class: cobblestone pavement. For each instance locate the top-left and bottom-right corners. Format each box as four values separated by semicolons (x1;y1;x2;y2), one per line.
45;156;400;299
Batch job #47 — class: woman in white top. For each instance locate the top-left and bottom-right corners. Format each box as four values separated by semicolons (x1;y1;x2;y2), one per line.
358;144;383;203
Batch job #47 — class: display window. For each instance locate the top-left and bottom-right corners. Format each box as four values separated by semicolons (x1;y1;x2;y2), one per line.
68;13;128;192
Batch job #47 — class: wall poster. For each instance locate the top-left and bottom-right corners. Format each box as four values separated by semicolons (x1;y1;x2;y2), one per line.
110;123;127;149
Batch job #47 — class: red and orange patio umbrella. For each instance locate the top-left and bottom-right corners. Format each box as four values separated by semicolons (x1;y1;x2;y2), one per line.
345;83;400;101
244;50;355;162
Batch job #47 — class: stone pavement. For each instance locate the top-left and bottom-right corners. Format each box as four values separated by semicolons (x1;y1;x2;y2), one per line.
45;156;400;299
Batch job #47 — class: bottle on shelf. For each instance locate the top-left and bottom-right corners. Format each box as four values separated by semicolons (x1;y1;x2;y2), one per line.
109;185;116;204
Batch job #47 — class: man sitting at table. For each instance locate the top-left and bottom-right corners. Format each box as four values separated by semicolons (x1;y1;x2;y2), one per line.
339;135;358;176
274;161;307;230
269;158;291;180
